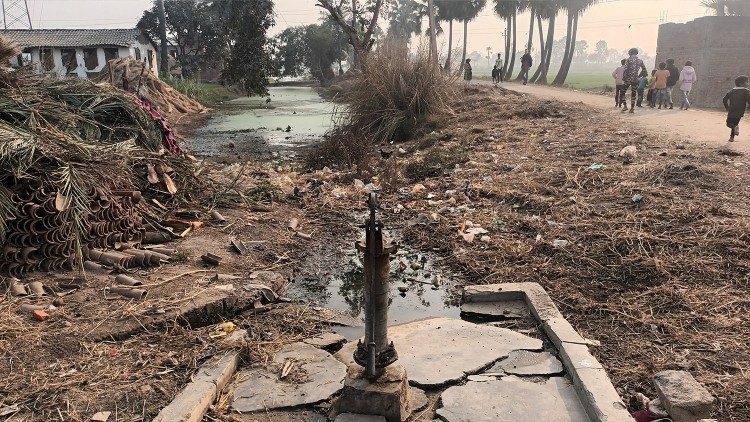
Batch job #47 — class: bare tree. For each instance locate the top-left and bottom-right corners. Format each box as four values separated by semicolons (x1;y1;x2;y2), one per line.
427;0;438;68
316;0;385;71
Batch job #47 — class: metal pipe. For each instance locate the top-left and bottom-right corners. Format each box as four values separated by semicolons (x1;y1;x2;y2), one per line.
107;286;147;300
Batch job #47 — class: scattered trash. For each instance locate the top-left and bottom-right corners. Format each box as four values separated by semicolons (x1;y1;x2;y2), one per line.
632;194;644;203
211;210;226;223
231;239;249;255
619;145;637;163
115;274;143;286
201;253;223;266
411;184;426;194
280;359;294;379
32;309;50;321
106;286;148;300
90;411;112;422
295;231;312;240
288;218;300;231
588;163;606;171
552;239;569;249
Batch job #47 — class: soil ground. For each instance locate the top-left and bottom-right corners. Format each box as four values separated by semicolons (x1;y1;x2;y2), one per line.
2;82;748;421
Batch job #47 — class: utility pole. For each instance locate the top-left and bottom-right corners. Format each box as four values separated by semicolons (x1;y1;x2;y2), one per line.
427;0;438;70
1;0;32;29
156;0;169;78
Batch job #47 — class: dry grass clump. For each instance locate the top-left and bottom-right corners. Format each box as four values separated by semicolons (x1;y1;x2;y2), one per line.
306;42;456;171
377;85;750;420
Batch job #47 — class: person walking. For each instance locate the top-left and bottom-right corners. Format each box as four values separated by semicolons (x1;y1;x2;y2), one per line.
637;70;648;107
492;65;500;85
494;53;504;83
520;49;533;85
621;48;647;113
678;60;697;110
612;59;626;107
723;75;750;142
666;58;679;109
654;62;670;109
463;58;473;85
647;69;657;108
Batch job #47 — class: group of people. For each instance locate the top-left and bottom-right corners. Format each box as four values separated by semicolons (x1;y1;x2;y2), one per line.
464;51;534;86
613;55;696;112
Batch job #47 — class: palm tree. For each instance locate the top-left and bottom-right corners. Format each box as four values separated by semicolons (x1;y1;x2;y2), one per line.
435;0;462;71
427;0;439;67
456;0;487;73
386;0;426;41
552;0;597;86
530;0;560;84
702;0;727;16
494;0;518;77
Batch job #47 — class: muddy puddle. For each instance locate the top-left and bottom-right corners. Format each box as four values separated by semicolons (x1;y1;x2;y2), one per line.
185;86;338;158
288;220;462;340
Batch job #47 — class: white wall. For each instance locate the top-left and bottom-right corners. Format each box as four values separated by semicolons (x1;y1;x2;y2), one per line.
25;42;159;79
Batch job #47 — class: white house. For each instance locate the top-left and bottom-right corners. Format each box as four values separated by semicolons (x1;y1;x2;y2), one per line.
0;28;159;78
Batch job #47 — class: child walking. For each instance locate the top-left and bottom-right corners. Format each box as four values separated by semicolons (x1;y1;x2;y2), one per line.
637;70;648;107
654;63;670;109
492;65;500;85
723;75;750;142
647;69;657;108
678;60;697;110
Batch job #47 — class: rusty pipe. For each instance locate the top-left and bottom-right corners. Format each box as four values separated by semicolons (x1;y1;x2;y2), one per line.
9;278;28;296
115;274;143;286
107;286;147;300
26;281;45;296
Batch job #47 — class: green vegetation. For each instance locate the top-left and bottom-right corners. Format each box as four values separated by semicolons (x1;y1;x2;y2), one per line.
559;72;613;91
163;78;241;105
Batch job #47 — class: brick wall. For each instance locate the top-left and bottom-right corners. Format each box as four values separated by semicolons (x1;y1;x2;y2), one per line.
655;16;750;108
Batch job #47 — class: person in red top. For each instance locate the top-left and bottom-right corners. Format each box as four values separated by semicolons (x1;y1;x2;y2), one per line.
653;63;670;109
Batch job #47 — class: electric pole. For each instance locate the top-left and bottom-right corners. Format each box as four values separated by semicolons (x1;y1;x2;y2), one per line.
1;0;32;29
156;0;169;78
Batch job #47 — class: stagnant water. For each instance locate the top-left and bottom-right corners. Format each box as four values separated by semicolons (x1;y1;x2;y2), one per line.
185;86;338;157
189;86;462;336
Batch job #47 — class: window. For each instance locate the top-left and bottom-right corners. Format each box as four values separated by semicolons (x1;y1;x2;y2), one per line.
40;48;53;71
83;48;98;70
103;48;118;64
60;48;77;73
20;52;31;66
134;48;141;61
147;50;154;69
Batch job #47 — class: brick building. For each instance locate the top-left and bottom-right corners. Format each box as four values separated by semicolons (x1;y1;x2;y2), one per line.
655;16;750;108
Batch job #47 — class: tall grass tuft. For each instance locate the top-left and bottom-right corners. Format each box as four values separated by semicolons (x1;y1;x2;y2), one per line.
307;41;456;171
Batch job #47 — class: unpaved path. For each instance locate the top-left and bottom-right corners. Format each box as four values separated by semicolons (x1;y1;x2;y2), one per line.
491;81;749;154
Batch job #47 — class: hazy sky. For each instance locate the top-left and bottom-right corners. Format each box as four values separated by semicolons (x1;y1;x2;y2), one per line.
23;0;711;56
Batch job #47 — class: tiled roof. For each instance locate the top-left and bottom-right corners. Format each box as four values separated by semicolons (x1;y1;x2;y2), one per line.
0;28;149;48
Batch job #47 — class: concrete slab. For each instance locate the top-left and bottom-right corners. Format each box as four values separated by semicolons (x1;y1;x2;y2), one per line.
335;317;542;388
232;342;347;412
653;370;715;422
337;365;410;422
460;300;530;319
303;332;347;351
486;350;564;376
436;376;591;422
154;352;240;422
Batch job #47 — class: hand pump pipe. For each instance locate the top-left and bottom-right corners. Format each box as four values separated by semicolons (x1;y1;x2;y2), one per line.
354;193;398;379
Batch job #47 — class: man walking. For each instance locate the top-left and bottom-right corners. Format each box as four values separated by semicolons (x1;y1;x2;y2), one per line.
520;49;533;85
612;59;626;107
495;53;504;83
622;48;647;113
666;58;679;109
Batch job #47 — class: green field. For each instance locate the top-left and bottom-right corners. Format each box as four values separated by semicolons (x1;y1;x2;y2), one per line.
560;72;614;91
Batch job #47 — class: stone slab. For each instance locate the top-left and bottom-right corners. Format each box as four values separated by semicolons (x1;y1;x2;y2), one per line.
436;376;591;422
303;332;347;351
154;352;239;422
338;365;410;422
335;414;386;422
460;300;530;319
334;317;542;388
487;350;564;376
232;342;346;412
653;370;714;422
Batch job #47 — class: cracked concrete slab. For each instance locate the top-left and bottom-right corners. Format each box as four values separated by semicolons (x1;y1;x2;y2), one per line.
460;300;530;319
436;376;591;422
485;350;564;376
335;317;542;388
232;342;346;412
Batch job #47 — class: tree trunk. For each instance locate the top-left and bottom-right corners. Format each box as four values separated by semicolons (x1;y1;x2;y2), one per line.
552;11;574;86
444;19;453;71
503;16;510;76
351;0;358;68
538;14;555;84
156;0;169;78
554;13;578;86
427;0;438;70
459;19;468;73
516;5;535;80
529;13;545;83
507;12;517;77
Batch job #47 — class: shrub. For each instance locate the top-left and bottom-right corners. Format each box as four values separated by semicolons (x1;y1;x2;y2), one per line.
306;41;456;171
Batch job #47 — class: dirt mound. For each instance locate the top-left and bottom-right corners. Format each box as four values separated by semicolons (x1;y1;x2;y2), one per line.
99;57;208;117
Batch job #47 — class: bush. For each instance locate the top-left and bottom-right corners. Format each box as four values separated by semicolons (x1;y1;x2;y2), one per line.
307;41;456;171
163;77;240;105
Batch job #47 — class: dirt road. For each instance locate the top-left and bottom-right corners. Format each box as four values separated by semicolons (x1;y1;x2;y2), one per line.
495;81;749;154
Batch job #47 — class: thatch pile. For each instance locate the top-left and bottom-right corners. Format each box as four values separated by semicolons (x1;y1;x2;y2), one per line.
99;57;208;117
0;36;200;277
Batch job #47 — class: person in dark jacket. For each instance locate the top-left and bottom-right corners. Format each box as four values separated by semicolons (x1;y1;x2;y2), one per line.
621;48;647;113
723;75;750;142
665;58;679;109
520;50;533;85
